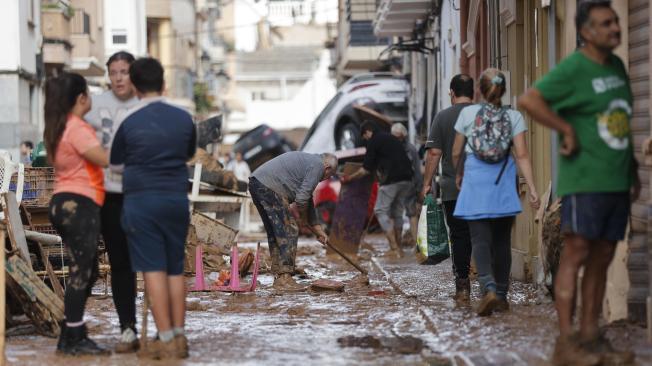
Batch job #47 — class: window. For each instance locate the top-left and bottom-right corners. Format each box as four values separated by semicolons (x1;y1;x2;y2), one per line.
112;30;128;44
251;91;266;101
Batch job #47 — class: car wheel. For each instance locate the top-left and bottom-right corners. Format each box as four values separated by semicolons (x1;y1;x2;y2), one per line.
336;122;361;150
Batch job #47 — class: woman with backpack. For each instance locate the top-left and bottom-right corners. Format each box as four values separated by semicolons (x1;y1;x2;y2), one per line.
451;68;540;317
44;72;110;355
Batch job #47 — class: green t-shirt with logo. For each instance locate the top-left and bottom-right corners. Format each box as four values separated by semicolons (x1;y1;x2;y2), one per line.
535;51;633;197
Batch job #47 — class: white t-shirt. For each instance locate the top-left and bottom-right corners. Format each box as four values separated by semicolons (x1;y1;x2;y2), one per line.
84;91;139;193
454;104;528;154
230;160;251;181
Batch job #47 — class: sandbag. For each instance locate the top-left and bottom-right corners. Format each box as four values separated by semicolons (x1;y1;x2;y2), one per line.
416;194;450;265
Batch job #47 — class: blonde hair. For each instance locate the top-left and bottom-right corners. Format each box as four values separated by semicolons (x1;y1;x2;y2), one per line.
479;68;506;106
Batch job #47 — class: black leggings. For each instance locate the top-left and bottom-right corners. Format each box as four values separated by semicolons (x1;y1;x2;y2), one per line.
49;193;100;324
101;193;136;332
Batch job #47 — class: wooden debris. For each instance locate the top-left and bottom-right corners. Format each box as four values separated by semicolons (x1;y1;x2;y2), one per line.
310;279;345;292
1;192;32;267
5;254;64;337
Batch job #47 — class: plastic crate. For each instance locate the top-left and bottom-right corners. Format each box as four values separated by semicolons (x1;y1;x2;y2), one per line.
11;167;55;207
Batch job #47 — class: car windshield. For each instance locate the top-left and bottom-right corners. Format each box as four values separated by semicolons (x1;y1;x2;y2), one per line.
300;92;343;149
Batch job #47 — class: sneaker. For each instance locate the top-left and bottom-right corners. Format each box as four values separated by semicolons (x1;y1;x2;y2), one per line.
453;278;471;306
494;297;510;312
476;291;499;317
115;327;139;353
551;334;601;366
175;334;189;359
273;273;307;292
57;324;111;356
581;332;635;365
137;338;177;360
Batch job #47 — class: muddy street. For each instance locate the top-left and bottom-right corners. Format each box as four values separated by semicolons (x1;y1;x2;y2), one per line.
6;236;652;366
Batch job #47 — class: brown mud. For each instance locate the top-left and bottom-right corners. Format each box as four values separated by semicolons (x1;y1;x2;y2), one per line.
6;236;652;366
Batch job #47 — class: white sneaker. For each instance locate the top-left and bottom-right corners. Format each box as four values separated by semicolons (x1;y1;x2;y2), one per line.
115;327;139;353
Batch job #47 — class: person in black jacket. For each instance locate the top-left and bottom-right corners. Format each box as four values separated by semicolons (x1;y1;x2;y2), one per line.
342;121;413;257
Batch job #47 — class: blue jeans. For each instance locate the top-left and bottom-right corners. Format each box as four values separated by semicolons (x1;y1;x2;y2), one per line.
468;216;514;298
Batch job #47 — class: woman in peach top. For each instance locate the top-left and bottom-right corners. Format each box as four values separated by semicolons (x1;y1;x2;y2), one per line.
43;73;109;356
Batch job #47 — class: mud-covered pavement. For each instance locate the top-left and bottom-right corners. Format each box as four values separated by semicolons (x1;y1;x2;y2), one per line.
6;235;652;365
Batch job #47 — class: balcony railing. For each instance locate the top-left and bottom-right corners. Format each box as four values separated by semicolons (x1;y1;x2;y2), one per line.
349;20;388;46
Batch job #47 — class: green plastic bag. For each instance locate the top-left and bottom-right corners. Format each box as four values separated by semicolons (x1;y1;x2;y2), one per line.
31;141;50;167
416;194;450;265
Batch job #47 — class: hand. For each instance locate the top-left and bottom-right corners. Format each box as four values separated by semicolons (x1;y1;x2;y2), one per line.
317;233;329;246
340;175;351;184
419;184;431;202
631;175;641;202
560;126;579;157
528;189;541;210
455;174;463;190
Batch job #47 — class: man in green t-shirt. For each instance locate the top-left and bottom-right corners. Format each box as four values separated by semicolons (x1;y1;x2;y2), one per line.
519;1;639;365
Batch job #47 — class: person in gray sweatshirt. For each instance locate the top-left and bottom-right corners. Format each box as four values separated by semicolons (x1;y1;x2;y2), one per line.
249;151;338;291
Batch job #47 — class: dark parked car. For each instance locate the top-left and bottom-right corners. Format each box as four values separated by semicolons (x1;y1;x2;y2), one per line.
232;124;295;171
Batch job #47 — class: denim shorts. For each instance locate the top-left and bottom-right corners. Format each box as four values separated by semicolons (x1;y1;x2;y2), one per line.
121;192;190;275
561;192;630;242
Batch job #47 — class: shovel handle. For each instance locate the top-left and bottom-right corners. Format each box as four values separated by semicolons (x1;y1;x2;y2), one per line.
325;242;368;275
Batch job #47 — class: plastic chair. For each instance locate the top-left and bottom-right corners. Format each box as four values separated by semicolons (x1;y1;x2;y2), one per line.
0;151;24;204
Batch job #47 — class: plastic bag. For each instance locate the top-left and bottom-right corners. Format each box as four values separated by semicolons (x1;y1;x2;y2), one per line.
416;194;450;265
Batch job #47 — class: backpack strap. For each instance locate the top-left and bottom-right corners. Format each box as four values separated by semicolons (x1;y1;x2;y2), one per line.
494;141;512;185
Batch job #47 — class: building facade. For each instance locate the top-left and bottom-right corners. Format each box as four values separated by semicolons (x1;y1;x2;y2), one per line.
0;0;43;160
374;0;651;327
146;0;197;111
103;0;147;59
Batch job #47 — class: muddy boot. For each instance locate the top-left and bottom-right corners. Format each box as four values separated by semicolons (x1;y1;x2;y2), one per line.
57;324;111;356
174;334;189;359
273;273;307;292
476;291;499;317
115;327;139;353
494;297;510;313
551;334;601;366
137;339;177;360
453;278;471;306
581;332;635;365
385;229;403;258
